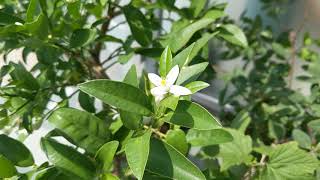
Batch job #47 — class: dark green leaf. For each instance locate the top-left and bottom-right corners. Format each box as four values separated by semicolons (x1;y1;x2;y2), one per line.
41;138;96;180
9;62;39;91
0;134;34;167
0;12;24;25
70;28;97;48
161;100;221;130
123;5;152;46
48;108;111;154
78;80;152;115
25;13;49;40
146;138;206;180
230;110;251;133
26;0;41;22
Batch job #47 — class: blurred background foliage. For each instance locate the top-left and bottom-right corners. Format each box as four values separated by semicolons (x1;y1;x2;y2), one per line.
0;0;320;179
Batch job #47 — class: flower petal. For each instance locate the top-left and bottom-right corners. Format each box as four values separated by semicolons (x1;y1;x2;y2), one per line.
148;73;162;86
155;95;165;103
169;85;192;96
166;65;179;86
151;86;168;96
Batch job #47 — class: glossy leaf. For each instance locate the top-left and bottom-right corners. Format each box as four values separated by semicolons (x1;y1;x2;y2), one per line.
0;134;34;167
0;155;17;178
95;141;119;172
123;5;152;46
9;62;39;91
48;108;111;154
41;138;96;180
161;100;221;130
125;130;152;180
159;46;172;77
165;129;189;155
78;91;95;113
185;81;209;93
70;28;97;48
218;24;248;48
260;142;318;180
78;80;152;115
176;62;208;85
186;129;233;146
146;138;206;180
120;65;143;130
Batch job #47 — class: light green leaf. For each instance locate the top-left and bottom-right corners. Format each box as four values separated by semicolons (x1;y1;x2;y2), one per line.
292;129;312;149
161;11;223;53
95;141;119;173
0;134;34;167
230;110;251;133
70;28;97;48
190;0;206;17
161;100;221;130
186;129;233;146
165;129;189;155
176;62;208;85
146;138;206;180
101;173;120;180
125;130;152;180
158;95;179;111
0;155;17;178
185;81;209;93
218;24;248;48
123;5;152;46
67;0;81;19
48;108;111;154
260;142;318;180
41;138;96;180
217;129;252;171
78;80;152;115
120;65;143;130
159;46;172;77
308;119;320;133
26;0;40;22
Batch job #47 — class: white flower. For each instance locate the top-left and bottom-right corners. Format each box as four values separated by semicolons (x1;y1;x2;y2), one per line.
148;65;192;102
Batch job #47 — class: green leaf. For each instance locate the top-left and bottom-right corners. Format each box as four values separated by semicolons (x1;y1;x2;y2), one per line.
78;91;95;113
120;65;143;130
35;167;74;180
159;46;173;77
101;173;120;180
26;0;41;22
67;0;81;19
190;0;207;17
0;155;17;178
217;129;252;171
0;12;24;26
70;28;97;48
292;129;312;149
48;108;111;154
230;110;251;133
260;142;318;180
161;100;221;130
165;129;189;155
161;10;223;52
176;62;208;85
125;130;152;180
146;138;206;180
0;134;34;167
186;129;233;146
308;119;320;133
41;138;96;180
25;13;49;40
218;24;248;48
185;81;209;93
95;141;119;173
78;80;152;115
9;63;39;91
123;5;152;46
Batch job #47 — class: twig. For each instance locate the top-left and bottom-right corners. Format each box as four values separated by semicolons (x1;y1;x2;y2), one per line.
144;125;166;138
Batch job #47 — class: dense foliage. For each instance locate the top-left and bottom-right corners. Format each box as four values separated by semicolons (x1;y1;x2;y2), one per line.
0;0;319;179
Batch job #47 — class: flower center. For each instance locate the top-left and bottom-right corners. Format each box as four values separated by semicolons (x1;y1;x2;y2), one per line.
161;79;166;86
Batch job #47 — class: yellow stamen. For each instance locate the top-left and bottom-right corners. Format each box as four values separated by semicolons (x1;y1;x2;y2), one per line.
161;79;166;86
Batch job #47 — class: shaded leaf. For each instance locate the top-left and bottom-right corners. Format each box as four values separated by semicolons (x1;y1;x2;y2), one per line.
292;129;312;149
70;28;97;48
165;129;189;155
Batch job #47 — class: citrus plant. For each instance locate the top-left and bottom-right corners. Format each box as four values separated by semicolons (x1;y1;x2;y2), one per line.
0;0;319;180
